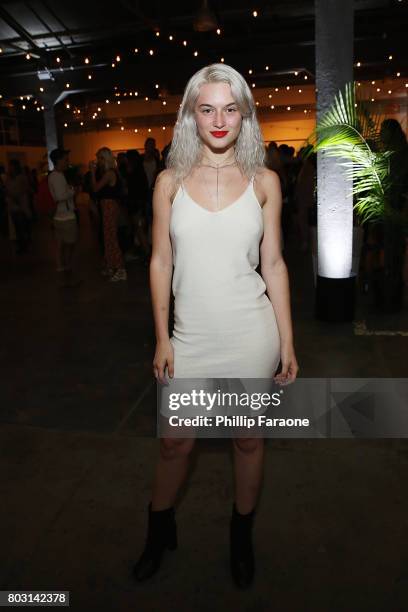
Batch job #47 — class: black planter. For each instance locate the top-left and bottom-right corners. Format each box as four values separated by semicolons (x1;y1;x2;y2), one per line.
315;275;356;322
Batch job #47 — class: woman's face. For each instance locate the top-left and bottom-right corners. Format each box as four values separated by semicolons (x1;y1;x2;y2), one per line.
96;153;104;168
194;82;242;151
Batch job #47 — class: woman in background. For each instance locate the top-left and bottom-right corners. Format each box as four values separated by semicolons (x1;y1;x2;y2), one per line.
90;147;127;282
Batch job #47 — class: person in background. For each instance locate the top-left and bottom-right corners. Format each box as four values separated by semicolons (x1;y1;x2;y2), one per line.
142;138;160;240
126;149;151;263
90;147;127;282
48;148;80;287
293;147;317;252
5;159;32;254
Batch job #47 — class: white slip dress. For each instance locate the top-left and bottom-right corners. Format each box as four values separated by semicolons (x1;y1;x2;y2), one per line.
168;175;281;378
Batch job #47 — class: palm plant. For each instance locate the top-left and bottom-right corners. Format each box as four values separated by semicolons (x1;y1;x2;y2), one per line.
309;81;406;311
311;81;395;223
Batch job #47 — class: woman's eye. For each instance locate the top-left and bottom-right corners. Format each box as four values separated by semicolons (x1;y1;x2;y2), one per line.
202;108;212;114
227;108;237;113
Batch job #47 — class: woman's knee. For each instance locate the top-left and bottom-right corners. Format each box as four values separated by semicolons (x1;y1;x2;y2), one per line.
159;437;195;460
233;437;263;454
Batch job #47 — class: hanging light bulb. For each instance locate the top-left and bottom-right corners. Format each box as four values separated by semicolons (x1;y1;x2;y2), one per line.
193;0;219;32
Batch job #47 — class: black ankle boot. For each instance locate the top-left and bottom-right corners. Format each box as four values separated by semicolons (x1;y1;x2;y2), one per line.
133;502;177;581
230;503;255;589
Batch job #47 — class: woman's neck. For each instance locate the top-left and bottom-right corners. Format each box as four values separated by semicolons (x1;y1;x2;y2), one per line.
199;145;236;167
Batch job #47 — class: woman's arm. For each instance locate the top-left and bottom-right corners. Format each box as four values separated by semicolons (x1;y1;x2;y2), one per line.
257;169;299;383
149;169;175;383
90;167;113;192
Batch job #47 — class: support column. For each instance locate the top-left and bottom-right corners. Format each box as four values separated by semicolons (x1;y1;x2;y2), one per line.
43;104;58;170
315;0;355;321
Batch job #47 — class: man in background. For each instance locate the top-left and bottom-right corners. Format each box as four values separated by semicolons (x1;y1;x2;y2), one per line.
48;148;80;287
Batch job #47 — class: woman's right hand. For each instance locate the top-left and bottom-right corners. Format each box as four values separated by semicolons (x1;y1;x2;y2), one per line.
153;339;174;384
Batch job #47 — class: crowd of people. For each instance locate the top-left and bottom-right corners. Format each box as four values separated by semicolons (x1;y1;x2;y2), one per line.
0;120;406;290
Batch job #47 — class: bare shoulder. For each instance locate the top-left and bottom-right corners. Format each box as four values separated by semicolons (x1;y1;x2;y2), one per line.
154;168;178;202
253;167;281;207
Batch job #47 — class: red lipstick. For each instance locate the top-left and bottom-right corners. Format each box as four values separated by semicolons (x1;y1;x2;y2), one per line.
210;131;229;138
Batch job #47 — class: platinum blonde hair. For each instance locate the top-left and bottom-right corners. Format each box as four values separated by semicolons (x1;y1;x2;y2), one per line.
96;147;116;170
166;63;266;183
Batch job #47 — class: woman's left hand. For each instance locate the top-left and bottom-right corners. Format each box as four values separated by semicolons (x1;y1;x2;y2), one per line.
274;344;299;385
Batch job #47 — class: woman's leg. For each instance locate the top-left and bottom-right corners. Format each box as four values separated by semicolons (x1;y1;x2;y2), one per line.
102;199;124;271
151;437;195;510
232;437;264;513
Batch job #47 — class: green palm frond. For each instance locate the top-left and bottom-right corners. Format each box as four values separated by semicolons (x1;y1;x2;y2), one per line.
310;81;393;224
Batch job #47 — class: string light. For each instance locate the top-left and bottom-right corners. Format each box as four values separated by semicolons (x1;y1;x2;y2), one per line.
85;57;90;64
117;100;121;104
149;49;154;55
371;80;375;84
25;53;31;60
252;83;255;88
134;92;138;96
396;72;401;77
220;57;224;63
169;35;173;41
134;128;138;132
106;123;110;127
287;106;291;110
388;55;393;60
148;128;152;132
145;96;149;100
80;121;84;126
39;87;44;92
376;87;380;92
22;105;26;110
105;99;110;103
155;31;160;37
66;103;70;109
64;122;68;127
388;89;392;94
162;100;167;105
97;107;101;111
252;10;258;17
116;55;121;62
298;89;302;93
275;87;278;92
111;63;116;68
155;83;159;89
183;40;187;46
216;28;221;35
65;83;70;88
304;75;308;80
121;126;124;130
294;71;298;76
270;105;275;109
88;74;92;80
248;69;253;74
286;85;290;90
56;57;60;63
194;51;198;56
265;66;269;70
268;94;272;98
356;62;361;67
162;126;166;130
134;48;139;53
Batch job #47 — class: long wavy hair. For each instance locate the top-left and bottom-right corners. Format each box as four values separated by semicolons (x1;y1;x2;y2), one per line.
166;63;266;184
96;147;116;171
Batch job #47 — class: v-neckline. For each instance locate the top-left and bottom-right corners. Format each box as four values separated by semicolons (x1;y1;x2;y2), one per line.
181;179;253;214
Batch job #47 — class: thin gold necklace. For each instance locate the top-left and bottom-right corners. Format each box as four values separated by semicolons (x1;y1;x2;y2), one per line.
198;156;238;210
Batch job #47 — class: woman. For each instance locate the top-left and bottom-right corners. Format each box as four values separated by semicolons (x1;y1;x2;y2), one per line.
90;147;127;281
134;64;299;588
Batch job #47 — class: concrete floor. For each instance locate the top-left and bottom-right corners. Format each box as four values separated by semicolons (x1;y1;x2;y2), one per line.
1;205;408;611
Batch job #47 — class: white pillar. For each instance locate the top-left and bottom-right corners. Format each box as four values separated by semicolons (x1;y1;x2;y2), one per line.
315;0;354;278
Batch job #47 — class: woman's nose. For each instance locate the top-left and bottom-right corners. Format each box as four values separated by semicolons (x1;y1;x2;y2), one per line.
213;111;225;128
